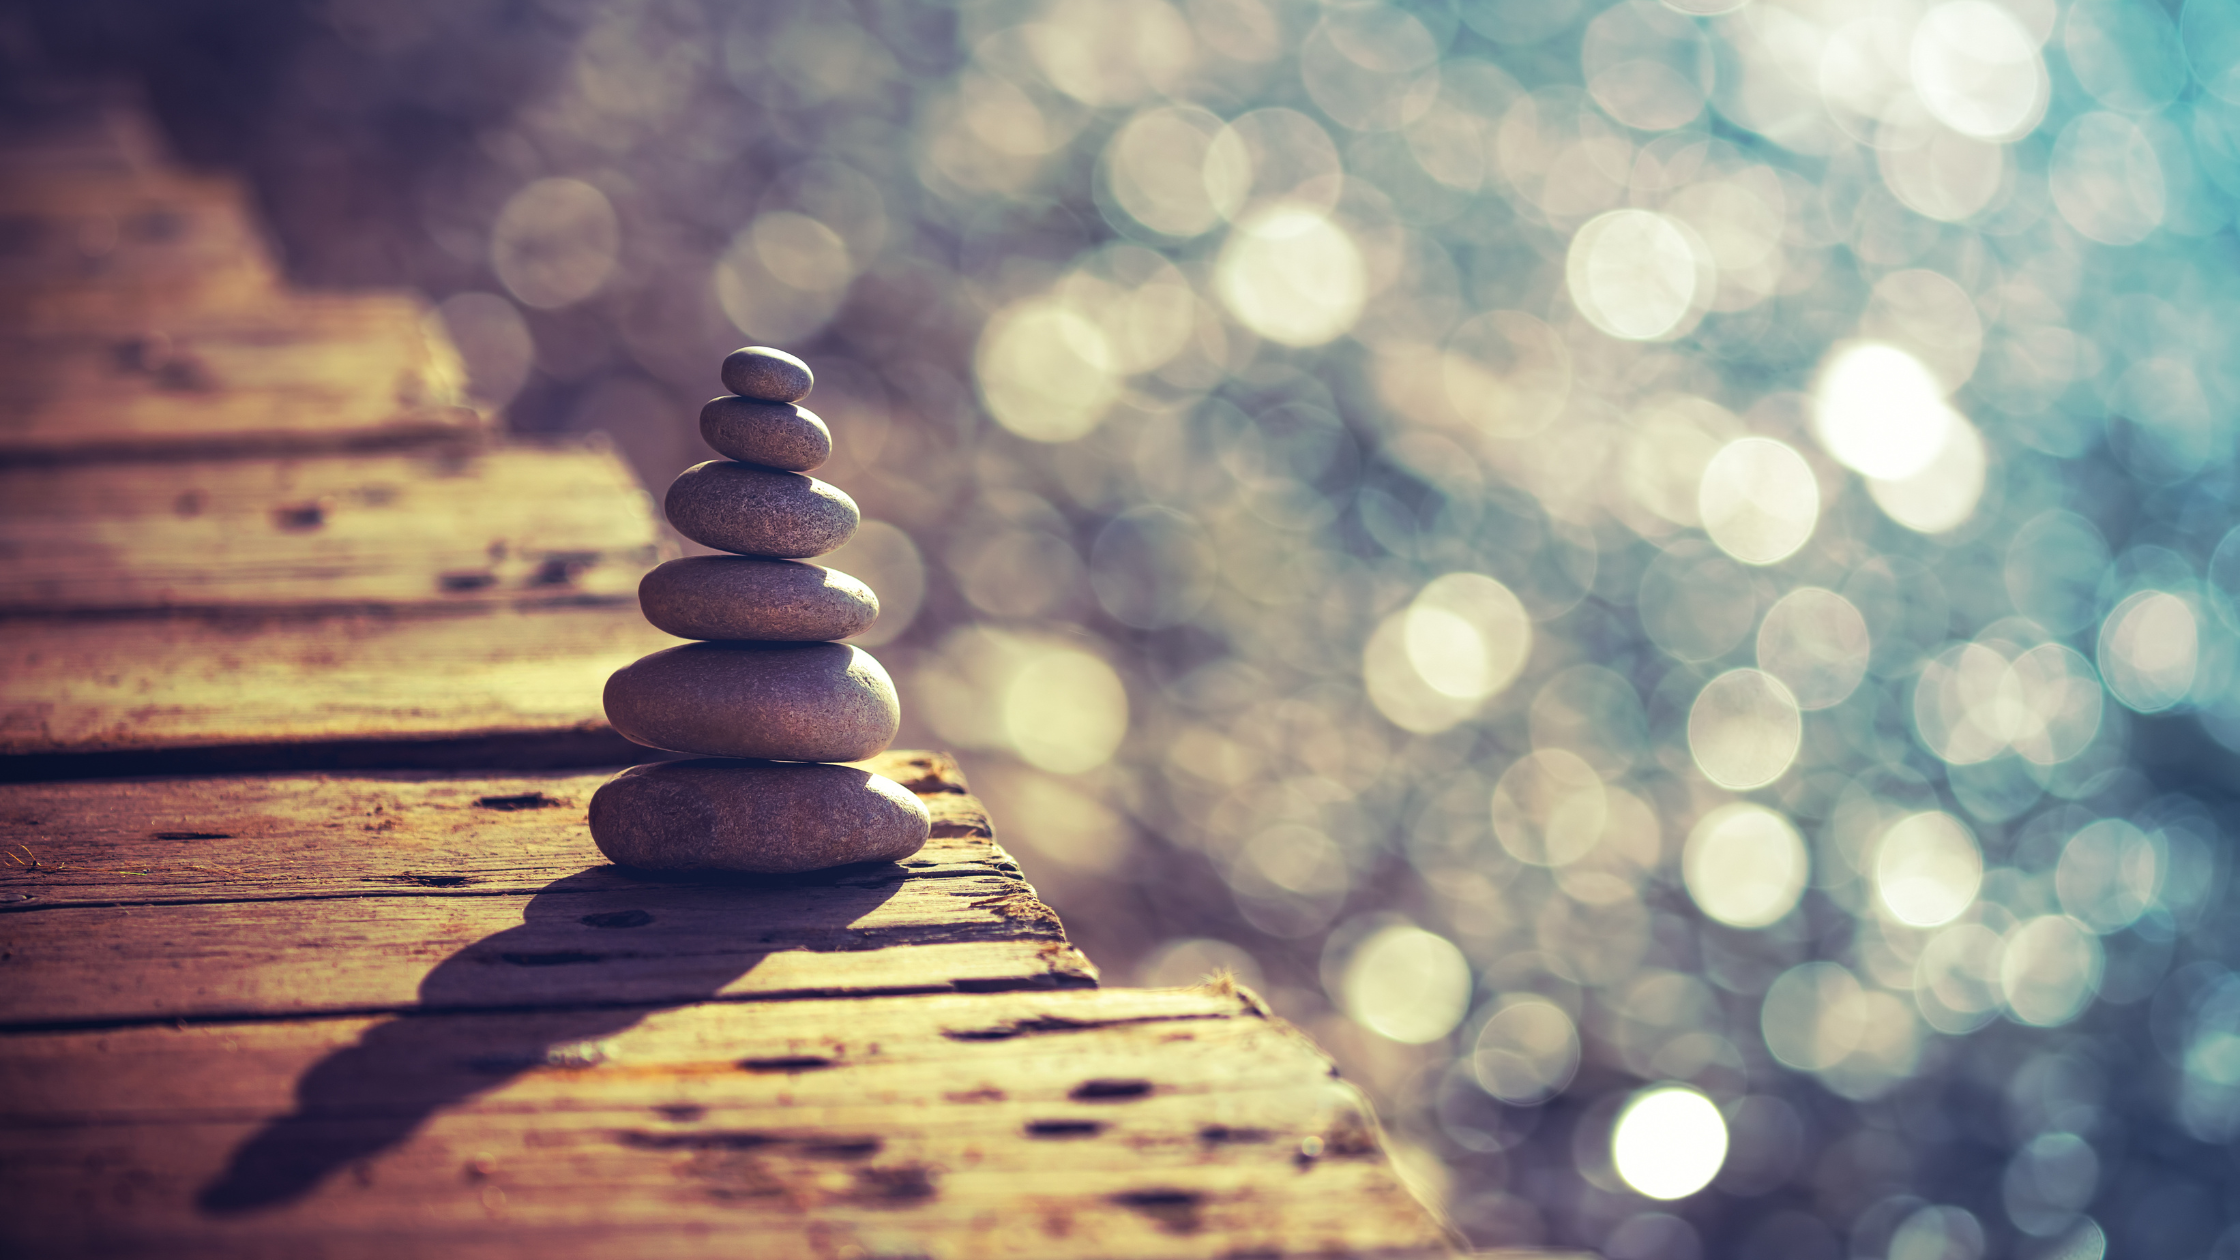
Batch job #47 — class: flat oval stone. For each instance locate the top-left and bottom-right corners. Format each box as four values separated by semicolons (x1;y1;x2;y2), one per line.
721;346;813;403
604;641;899;761
699;396;831;471
589;760;930;873
665;461;858;559
638;556;877;642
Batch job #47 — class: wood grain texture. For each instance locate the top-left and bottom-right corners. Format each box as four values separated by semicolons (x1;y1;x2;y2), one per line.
0;103;487;456
0;299;489;457
0;603;685;755
0;753;1094;1028
0;755;1469;1258
0;140;284;330
0;751;990;909
0;440;665;612
0;104;1471;1260
0;986;1458;1259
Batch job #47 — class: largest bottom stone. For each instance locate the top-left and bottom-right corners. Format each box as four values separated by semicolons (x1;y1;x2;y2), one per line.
590;759;931;872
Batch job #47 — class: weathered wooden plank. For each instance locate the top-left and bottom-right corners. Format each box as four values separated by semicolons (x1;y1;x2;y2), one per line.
0;141;285;330
0;295;489;458
0;888;1091;1029
0;104;486;456
0;104;1470;1260
0;602;683;755
0;754;1093;1028
0;752;993;908
0;986;1460;1259
0;441;662;612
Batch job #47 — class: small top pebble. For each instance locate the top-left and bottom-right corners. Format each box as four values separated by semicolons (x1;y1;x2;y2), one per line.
721;346;813;403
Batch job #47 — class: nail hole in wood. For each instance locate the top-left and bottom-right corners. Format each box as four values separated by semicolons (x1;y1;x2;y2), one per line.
1025;1119;1106;1139
1069;1078;1153;1102
475;793;561;811
737;1055;836;1073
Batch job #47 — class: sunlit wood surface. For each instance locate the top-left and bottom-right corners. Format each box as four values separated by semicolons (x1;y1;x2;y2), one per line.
0;106;480;458
0;96;1499;1259
0;752;1464;1259
0;99;677;764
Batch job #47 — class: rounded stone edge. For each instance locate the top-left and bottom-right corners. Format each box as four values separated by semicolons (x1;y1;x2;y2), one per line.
663;462;861;560
698;396;832;472
586;762;723;867
587;762;932;873
721;346;813;403
636;556;878;642
601;641;901;761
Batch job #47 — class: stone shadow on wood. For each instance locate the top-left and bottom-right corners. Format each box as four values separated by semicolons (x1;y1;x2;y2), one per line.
196;861;910;1213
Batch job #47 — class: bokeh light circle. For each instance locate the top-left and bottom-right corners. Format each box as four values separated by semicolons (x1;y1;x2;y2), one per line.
1342;925;1473;1044
1472;997;1581;1103
492;176;619;309
1812;343;1957;481
1565;209;1705;341
2001;916;2106;1026
1757;587;1870;710
1366;573;1532;733
1214;204;1366;346
2098;590;2199;713
1491;748;1607;867
1698;437;1819;565
2051;112;2168;244
1867;416;1987;535
1910;1;2049;141
1874;811;1984;928
1687;669;1803;790
1610;1085;1728;1200
1000;646;1129;773
974;298;1119;442
2055;818;2162;934
1683;803;1809;928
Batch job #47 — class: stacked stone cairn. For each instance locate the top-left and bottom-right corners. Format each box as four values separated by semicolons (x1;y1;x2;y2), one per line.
589;346;932;873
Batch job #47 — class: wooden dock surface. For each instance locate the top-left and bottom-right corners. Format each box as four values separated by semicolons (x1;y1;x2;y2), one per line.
0;103;1489;1259
0;751;1463;1259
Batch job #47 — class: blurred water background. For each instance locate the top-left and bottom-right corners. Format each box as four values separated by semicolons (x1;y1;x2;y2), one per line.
15;0;2240;1254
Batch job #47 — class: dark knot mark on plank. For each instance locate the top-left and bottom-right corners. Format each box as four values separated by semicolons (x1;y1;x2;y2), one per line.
153;831;233;840
1113;1188;1206;1234
1198;1124;1276;1144
942;1011;1225;1042
852;1163;939;1202
1069;1078;1154;1102
615;1131;927;1208
614;1130;882;1160
532;552;600;587
393;873;477;888
475;792;565;811
271;501;327;531
1025;1119;1106;1139
737;1054;836;1073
